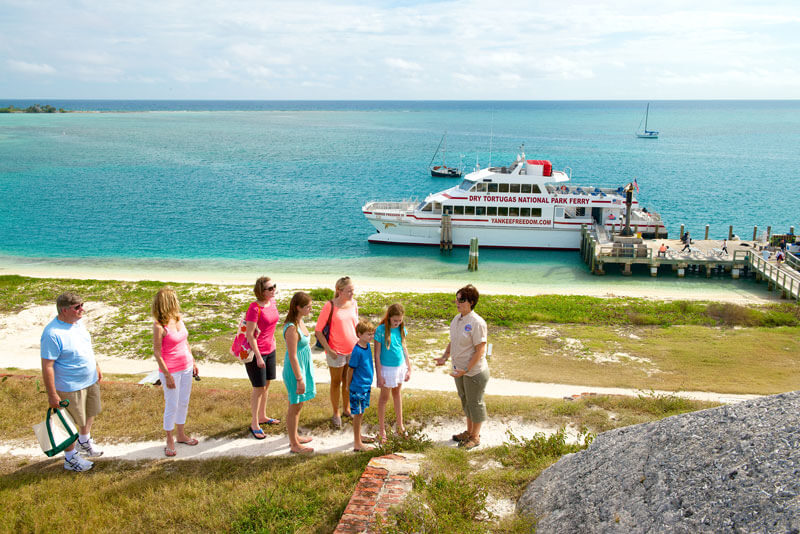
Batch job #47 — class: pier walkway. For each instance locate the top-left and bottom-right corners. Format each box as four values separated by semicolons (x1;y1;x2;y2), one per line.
580;226;800;301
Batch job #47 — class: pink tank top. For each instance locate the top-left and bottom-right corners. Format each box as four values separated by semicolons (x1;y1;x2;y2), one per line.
161;320;193;373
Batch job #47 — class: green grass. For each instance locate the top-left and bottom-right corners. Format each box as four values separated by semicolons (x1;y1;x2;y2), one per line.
0;372;713;533
3;275;800;395
487;324;800;394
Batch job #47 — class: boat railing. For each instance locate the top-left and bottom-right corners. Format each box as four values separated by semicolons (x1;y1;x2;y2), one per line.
364;201;417;211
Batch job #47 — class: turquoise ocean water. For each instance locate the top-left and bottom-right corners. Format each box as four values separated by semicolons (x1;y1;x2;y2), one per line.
1;100;797;293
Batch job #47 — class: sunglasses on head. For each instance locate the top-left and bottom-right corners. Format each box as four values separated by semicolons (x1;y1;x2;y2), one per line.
72;303;84;310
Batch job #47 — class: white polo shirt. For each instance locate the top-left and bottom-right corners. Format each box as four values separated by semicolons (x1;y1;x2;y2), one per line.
449;311;488;377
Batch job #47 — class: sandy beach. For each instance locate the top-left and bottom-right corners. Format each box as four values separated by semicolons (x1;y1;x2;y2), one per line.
0;260;779;303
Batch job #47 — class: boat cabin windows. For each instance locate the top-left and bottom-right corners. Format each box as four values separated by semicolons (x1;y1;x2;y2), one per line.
475;183;488;193
499;184;510;193
576;207;586;217
458;180;475;191
443;205;543;218
488;183;499;193
419;202;443;213
510;184;521;193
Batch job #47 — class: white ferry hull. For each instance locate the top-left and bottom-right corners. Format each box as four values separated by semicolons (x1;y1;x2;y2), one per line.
367;221;583;250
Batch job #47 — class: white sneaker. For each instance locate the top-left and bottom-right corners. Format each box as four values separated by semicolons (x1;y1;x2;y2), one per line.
64;454;94;472
77;438;104;457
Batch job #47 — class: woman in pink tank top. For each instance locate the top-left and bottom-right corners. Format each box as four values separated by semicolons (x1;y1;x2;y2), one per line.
153;288;199;457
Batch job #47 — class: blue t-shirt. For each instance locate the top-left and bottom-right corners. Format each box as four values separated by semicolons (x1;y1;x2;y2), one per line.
374;324;407;367
40;318;98;392
349;343;374;393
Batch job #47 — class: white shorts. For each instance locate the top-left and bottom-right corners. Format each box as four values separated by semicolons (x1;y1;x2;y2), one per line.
380;364;407;389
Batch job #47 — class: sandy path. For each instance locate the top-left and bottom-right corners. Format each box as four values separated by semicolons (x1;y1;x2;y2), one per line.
1;416;564;461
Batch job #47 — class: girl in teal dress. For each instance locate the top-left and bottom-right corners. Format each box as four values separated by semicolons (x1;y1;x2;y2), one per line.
283;291;316;453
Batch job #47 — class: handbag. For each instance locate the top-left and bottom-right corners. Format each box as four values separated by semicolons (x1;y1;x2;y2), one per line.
314;300;335;349
32;400;78;457
230;304;262;363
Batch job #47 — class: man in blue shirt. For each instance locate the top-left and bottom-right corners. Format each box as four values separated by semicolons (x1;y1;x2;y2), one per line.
41;292;104;472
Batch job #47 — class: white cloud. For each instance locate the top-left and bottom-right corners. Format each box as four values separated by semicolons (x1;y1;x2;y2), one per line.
7;59;55;75
384;58;422;72
2;0;800;98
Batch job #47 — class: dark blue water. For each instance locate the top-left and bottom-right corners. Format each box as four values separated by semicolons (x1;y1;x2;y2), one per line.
1;100;797;288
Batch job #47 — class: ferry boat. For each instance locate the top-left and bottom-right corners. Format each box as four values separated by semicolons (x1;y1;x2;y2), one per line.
362;150;667;250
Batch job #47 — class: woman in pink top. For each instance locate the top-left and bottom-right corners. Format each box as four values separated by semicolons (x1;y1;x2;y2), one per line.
244;276;282;439
152;287;199;457
315;276;359;428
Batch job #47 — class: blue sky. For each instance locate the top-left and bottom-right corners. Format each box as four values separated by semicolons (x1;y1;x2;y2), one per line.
2;0;799;99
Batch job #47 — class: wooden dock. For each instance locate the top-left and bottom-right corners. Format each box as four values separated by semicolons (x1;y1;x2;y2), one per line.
580;225;800;301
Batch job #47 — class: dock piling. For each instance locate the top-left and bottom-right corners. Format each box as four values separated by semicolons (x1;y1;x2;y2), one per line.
728;225;734;240
680;224;685;239
767;226;772;243
705;225;709;240
440;215;452;252
468;237;479;271
753;226;758;241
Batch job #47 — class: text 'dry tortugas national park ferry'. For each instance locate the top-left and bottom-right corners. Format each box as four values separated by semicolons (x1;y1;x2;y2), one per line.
362;150;667;250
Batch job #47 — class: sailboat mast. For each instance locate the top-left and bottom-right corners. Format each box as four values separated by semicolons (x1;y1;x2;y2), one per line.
644;103;649;131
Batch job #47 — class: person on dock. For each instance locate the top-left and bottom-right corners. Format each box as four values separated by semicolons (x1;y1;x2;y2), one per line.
435;284;489;451
243;276;281;440
152;288;200;457
315;276;359;429
283;292;316;454
374;303;411;443
722;239;729;255
681;233;692;252
40;292;103;472
658;243;667;257
348;319;377;451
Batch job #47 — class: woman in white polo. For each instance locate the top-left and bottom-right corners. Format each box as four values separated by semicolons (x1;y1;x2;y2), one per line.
434;284;488;450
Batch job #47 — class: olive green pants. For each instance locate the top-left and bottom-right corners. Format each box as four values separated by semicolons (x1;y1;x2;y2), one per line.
454;368;489;423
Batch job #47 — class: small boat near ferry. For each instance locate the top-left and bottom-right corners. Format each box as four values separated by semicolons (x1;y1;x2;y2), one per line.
429;132;462;178
363;149;667;249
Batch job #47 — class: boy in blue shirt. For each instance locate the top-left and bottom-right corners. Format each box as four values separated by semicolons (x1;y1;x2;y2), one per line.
348;319;375;451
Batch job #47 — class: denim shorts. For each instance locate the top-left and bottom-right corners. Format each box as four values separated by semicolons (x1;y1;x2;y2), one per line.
349;390;371;415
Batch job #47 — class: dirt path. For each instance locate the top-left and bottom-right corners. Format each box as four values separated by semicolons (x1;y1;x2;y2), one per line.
2;416;560;460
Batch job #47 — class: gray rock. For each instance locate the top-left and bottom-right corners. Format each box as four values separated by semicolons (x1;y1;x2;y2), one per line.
517;392;800;533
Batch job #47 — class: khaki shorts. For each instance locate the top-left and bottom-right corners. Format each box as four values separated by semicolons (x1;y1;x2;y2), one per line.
57;382;102;427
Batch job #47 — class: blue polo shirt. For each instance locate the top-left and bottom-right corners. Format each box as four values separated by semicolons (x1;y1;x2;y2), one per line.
40;318;98;392
349;343;374;393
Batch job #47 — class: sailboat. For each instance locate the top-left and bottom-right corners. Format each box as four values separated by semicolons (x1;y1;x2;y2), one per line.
429;132;462;178
636;103;659;139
